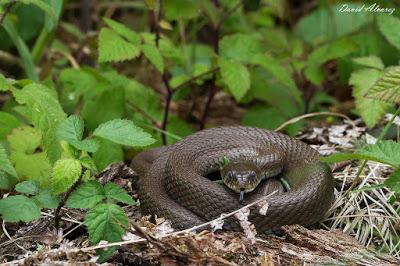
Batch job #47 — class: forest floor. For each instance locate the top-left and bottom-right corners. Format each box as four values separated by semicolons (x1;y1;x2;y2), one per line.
1;118;400;265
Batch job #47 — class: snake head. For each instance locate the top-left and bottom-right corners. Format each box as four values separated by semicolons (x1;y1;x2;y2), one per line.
220;161;261;201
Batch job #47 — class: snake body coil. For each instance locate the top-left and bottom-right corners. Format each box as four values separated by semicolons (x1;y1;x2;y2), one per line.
131;126;334;232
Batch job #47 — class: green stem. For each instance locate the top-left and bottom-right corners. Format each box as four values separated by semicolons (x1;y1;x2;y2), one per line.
348;106;400;193
32;28;54;64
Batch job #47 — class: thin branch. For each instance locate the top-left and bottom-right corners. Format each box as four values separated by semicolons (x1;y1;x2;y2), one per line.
0;0;16;25
198;1;243;129
172;67;220;91
274;111;356;132
127;102;160;127
217;0;243;28
81;190;278;252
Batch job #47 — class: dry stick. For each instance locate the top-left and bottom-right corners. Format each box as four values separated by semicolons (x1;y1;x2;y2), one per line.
274;111;356;132
2;220;27;252
81;190;277;252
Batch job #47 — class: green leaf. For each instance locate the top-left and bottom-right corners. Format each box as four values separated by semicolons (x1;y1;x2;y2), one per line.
82;87;125;131
103;17;141;45
377;14;400;51
250;54;302;105
322;141;400;167
219;58;250;101
0;195;41;222
141;44;164;73
93;139;123;171
15;180;40;195
32;189;59;209
304;65;324;86
165;0;200;20
44;0;63;31
51;158;82;194
384;168;400;194
0;74;15;92
98;28;140;63
220;34;262;63
352;56;384;70
79;156;98;174
2;17;38;81
0;170;17;190
66;181;105;209
350;68;392;128
20;0;57;24
93;119;155;147
305;38;358;85
84;203;128;244
57;115;84;142
13;83;67;162
104;182;135;205
56;115;99;153
125;80;162;123
0;144;17;178
358;141;400;167
243;105;287;130
296;4;372;45
365;66;400;104
0;112;21;140
7;126;52;186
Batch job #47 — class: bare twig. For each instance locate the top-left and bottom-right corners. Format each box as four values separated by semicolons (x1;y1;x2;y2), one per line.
172;67;220;91
274;111;356;131
160;73;173;144
0;0;16;25
199;1;243;129
2;220;27;252
81;190;278;252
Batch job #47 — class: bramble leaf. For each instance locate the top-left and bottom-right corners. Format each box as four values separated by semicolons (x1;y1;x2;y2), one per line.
377;14;400;51
219;58;250;101
350;68;392;128
104;182;135;205
13;83;66;163
322;140;400;168
66;180;105;209
365;66;400;104
32;189;60;209
93;119;155;147
0;144;17;178
7;126;52;186
385;168;400;194
57;115;99;153
85;203;128;244
0;112;21;140
51;158;82;194
103;18;141;44
352;56;384;70
0;195;41;222
141;44;164;73
220;34;261;63
98;28;140;63
15;180;40;195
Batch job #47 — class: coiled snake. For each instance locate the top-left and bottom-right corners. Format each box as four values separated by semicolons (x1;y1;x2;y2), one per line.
131;126;334;232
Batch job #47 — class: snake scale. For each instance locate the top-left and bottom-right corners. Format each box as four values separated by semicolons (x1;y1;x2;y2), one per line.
131;126;334;232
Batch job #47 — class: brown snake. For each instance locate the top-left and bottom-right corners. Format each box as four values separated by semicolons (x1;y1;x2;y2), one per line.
131;126;334;232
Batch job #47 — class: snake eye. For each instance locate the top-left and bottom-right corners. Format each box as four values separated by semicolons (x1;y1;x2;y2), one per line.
250;171;256;178
227;172;234;179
